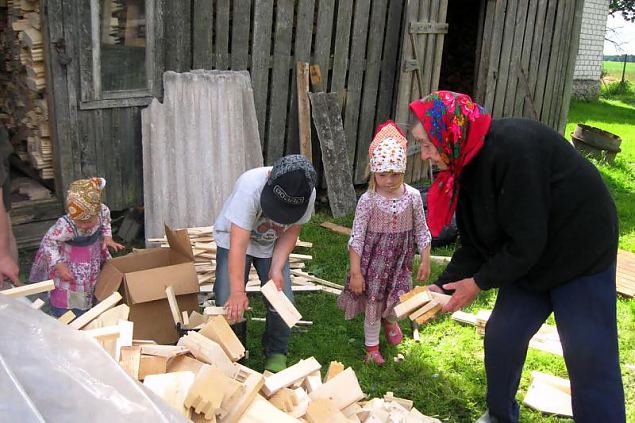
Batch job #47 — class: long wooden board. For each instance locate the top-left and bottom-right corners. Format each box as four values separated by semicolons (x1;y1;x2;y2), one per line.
308;92;357;217
261;280;302;328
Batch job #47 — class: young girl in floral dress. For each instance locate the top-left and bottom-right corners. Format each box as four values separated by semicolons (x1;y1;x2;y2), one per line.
30;177;124;317
337;121;432;365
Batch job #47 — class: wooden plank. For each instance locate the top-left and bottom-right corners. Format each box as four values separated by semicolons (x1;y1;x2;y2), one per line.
344;0;372;173
296;62;312;162
409;300;440;321
68;292;123;329
474;0;496;104
412;301;442;324
238;394;300;422
57;310;76;324
492;0;518;117
1;280;54;298
115;319;133;361
262;357;322;397
617;250;635;297
394;291;431;320
199;315;246;362
513;0;539;116
308;92;357;217
140;345;189;359
165;285;183;326
138;355;168;381
540;0;567;126
375;0;404;126
430;0;449;92
163;1;192;72
119;345;142;379
284;0;315;155
222;363;265;422
215;0;231;70
306;399;350;423
526;0;549;117
549;0;574;129
261;280;302;328
353;0;389;183
319;221;351;236
177;331;236;377
251;0;275;151
419;0;436;95
532;0;558;120
290;270;344;290
557;0;585;133
483;0;508;113
269;388;300;412
394;0;421;147
312;0;336;92
503;0;530;116
231;0;251;69
185;364;245;420
192;0;214;69
30;298;45;310
167;355;205;374
266;0;294;162
330;0;354;95
324;361;344;382
308;367;364;410
144;371;196;418
523;372;572;417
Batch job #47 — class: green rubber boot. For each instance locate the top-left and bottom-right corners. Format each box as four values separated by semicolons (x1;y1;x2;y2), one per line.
264;353;287;373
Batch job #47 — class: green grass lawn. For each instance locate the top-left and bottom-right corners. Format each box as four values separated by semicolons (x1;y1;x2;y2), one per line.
242;99;635;422
603;60;635;83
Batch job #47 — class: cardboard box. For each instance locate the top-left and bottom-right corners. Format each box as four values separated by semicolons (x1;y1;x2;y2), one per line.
95;226;199;344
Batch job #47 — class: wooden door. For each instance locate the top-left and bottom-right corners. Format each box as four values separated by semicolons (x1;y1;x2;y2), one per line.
394;0;449;184
474;0;583;132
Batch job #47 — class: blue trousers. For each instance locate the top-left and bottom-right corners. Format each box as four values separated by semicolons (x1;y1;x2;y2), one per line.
485;264;625;423
213;247;294;357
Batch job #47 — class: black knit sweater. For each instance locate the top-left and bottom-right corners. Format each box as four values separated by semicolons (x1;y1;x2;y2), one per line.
435;118;618;292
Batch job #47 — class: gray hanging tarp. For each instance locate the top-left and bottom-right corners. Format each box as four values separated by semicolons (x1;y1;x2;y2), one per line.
0;295;188;423
142;70;263;240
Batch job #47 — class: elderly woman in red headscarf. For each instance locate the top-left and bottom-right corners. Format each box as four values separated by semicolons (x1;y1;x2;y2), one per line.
409;91;625;423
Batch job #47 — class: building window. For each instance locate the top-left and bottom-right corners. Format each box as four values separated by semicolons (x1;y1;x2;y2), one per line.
81;0;157;108
99;0;147;92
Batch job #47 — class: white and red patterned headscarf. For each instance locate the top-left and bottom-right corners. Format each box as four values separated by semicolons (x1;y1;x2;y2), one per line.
368;121;408;174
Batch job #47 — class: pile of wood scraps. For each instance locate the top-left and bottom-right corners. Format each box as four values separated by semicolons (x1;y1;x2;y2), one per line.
147;226;343;297
3;282;441;422
0;0;53;180
394;285;451;325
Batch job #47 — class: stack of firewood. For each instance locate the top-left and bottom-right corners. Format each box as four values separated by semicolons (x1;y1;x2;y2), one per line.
0;0;53;180
147;226;344;297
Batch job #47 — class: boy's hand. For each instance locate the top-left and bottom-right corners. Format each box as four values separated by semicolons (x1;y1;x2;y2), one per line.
0;256;21;287
416;260;430;281
224;291;249;323
55;262;74;282
103;236;125;252
349;272;365;295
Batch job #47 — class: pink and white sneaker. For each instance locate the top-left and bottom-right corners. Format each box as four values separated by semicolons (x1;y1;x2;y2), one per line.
364;346;385;366
383;320;403;345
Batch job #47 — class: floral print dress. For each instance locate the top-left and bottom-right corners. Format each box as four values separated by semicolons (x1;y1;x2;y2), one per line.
337;185;431;324
29;204;113;310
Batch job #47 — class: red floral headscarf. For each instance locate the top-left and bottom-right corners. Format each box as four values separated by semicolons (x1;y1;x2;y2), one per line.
409;91;492;236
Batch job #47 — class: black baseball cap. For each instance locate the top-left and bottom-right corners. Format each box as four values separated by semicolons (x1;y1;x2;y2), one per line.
260;155;317;224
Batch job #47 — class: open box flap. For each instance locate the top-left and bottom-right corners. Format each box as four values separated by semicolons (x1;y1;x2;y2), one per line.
124;263;199;304
94;261;124;301
165;224;194;261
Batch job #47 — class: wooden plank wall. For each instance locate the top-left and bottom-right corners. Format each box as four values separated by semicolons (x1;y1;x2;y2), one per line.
478;0;582;132
186;0;405;185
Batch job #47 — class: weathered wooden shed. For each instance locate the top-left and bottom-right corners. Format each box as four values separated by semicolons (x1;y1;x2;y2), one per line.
6;0;583;243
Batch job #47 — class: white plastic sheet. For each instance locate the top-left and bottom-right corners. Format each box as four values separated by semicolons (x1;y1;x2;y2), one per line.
142;70;264;241
0;295;189;422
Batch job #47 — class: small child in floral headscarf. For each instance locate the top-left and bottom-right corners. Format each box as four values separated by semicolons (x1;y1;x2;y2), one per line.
337;121;432;365
30;177;124;317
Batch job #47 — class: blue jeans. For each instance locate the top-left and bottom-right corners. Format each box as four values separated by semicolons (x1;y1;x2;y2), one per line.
213;246;294;357
484;264;625;423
